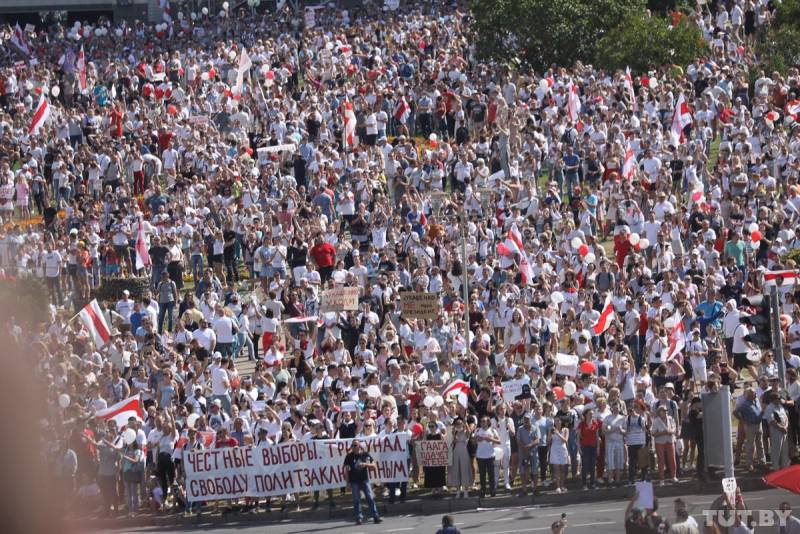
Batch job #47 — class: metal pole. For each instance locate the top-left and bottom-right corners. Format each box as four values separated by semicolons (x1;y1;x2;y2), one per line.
769;284;786;388
461;212;470;353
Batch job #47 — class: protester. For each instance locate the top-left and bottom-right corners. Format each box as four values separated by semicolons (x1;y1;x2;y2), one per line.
343;439;382;525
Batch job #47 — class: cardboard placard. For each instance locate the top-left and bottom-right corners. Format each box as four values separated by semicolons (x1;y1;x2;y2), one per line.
320;287;360;312
555;353;579;377
416;439;451;467
400;292;440;320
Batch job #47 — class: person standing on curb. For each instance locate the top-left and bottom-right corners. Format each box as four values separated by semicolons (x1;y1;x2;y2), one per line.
343;439;383;525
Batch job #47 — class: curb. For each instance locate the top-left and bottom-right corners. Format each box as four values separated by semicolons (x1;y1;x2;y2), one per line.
72;475;769;530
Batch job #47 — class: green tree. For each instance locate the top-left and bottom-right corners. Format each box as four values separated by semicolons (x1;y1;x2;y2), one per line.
596;12;707;73
756;0;800;74
470;0;645;70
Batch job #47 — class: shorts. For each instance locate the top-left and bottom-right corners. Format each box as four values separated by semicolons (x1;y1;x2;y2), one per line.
733;352;749;371
518;453;539;476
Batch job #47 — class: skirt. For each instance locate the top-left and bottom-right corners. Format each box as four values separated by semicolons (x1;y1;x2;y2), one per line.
423;465;447;488
549;442;570;465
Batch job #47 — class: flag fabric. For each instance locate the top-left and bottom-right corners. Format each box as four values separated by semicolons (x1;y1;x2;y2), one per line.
624;67;637;113
662;313;686;361
77;45;87;92
508;225;523;250
232;48;252;98
592;293;615;335
519;250;534;286
670;93;693;145
497;236;521;257
763;465;800;495
622;141;636;180
95;395;144;428
567;82;581;122
10;23;31;56
393;96;410;123
442;379;470;408
29;95;51;135
342;98;356;149
135;219;150;270
764;270;799;286
78;299;112;347
787;100;800;121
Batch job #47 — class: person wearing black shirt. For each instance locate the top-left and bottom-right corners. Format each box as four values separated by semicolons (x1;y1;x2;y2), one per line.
222;227;238;283
287;237;308;283
342;440;382;525
148;236;169;288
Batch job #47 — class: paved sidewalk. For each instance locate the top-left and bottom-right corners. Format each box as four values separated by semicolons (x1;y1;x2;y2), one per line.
72;473;768;531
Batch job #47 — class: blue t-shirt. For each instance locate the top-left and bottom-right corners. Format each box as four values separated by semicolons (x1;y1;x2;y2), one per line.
563;154;580;174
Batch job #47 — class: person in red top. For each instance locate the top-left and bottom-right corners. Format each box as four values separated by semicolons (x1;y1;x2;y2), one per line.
214;428;239;448
309;236;336;282
577;408;602;489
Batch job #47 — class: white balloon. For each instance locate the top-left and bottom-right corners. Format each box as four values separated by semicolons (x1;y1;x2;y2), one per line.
539;79;549;91
563;381;577;396
429;133;438;142
648;77;658;89
177;12;184;20
748;222;759;233
101;28;108;36
58;394;71;408
584;252;596;264
570;236;583;249
629;233;640;246
201;72;210;81
223;1;230;9
551;291;564;304
123;428;137;445
186;413;200;429
191;12;198;20
664;317;676;329
74;21;81;28
95;28;103;36
219;10;226;17
367;385;382;398
639;238;650;249
51;86;60;97
434;395;444;407
423;396;435;408
202;7;209;14
115;28;123;37
228;50;237;61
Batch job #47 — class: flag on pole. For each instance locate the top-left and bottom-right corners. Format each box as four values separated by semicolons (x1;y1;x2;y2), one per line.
592;293;615;335
135;219;150;270
567;82;581;123
29;95;51;135
670;93;693;145
77;45;87;92
78;299;112;347
342;98;356;149
95;395;144;428
393;96;410;123
624;67;637;113
10;23;31;56
662;313;686;361
519;250;534;286
442;379;470;408
763;270;799;287
622;141;636;180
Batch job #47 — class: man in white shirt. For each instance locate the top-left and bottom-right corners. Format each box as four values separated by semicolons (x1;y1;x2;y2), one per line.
209;353;231;414
115;290;135;328
43;244;63;305
212;305;237;357
192;318;217;353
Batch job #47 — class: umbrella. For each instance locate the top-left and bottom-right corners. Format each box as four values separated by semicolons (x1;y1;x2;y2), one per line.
763;465;800;494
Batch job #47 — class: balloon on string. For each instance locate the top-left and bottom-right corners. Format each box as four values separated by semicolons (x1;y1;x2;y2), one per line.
552;386;565;400
190;12;198;20
434;395;444;407
648;77;658;89
629;233;640;246
58;394;71;408
751;230;762;242
115;28;123;37
200;72;210;81
202;7;209;15
551;291;565;304
539;79;549;91
223;1;230;9
167;104;178;115
570;236;583;249
748;222;759;233
639;238;650;249
578;244;589;257
691;191;703;202
51;86;60;97
123;428;137;445
563;381;577;397
423;396;435;408
579;361;596;374
584;252;596;264
177;12;184;20
411;422;424;438
186;413;200;429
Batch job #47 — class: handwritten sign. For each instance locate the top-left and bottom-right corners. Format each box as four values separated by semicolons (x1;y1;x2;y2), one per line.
555;353;579;377
416;439;451;467
321;287;360;312
400;292;440;320
501;379;532;403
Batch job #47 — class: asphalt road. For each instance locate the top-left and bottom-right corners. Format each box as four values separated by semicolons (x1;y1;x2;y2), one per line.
115;488;798;534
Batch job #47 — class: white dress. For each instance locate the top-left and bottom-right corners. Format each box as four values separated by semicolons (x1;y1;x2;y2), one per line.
548;429;570;465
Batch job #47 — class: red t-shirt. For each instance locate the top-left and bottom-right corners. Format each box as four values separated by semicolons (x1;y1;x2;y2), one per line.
309;242;336;268
215;437;239;448
578;420;602;447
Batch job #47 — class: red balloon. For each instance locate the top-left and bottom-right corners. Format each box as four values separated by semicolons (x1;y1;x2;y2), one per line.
578;244;589;257
208;68;216;79
579;361;596;375
167;104;177;115
246;147;253;156
142;84;153;97
751;230;762;242
411;422;424;438
553;387;565;401
154;87;165;100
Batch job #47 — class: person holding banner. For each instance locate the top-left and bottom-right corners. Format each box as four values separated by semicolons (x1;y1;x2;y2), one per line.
342;440;382;525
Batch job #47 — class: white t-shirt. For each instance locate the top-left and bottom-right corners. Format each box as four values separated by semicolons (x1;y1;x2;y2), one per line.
210;364;229;396
44;251;62;277
474;427;499;459
212;316;236;343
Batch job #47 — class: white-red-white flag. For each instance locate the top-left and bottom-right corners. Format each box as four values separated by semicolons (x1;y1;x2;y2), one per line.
519;250;534;286
342;98;356;149
77;45;87;92
442;379;470;408
394;96;410;123
135;220;151;270
29;95;51;135
10;23;31;56
786;100;800;121
78;299;112;347
670;93;693;145
95;395;144;428
764;270;799;287
622;141;636;181
624;67;637;113
497;236;521;257
567;82;581;123
592;293;615;335
662;313;686;361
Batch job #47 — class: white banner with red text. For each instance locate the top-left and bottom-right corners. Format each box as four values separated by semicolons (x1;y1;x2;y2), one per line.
185;433;409;501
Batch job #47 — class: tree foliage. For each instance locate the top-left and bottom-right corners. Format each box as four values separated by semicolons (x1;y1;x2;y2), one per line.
470;0;645;70
596;13;708;73
756;0;800;74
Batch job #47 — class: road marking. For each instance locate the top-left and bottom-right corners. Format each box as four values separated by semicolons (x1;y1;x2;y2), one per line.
540;507;622;517
489;517;516;522
385;529;415;532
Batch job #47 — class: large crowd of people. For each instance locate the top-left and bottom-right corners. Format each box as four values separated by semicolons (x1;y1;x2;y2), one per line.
3;0;800;525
